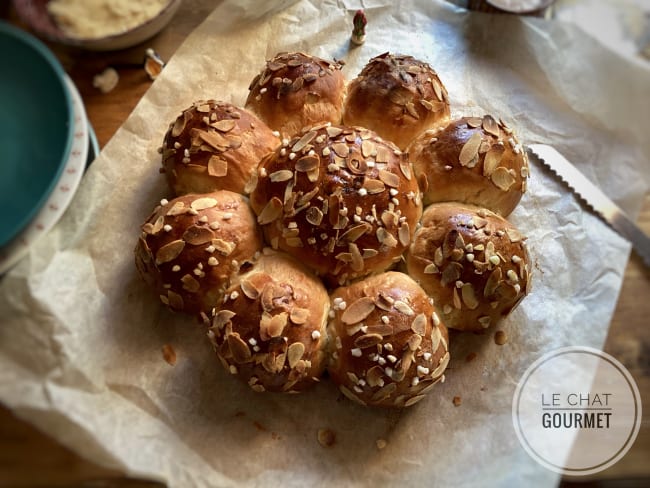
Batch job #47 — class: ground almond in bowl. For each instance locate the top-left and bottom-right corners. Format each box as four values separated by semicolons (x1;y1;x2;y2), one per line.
47;0;171;39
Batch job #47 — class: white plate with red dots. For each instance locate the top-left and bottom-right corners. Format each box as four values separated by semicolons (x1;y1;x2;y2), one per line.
0;76;89;275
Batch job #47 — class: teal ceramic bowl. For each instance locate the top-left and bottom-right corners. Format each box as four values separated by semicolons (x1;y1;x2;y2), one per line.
0;22;73;248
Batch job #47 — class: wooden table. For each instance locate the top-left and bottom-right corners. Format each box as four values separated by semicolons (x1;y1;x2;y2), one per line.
1;1;649;486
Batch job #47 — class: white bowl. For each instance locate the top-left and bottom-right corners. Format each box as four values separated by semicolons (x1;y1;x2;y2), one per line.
13;0;184;51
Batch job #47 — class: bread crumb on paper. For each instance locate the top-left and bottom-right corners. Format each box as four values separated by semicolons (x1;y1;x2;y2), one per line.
161;344;176;365
317;428;336;447
453;396;462;407
494;330;508;345
376;438;387;450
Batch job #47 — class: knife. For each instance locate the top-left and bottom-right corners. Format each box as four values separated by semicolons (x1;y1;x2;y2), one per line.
526;143;650;267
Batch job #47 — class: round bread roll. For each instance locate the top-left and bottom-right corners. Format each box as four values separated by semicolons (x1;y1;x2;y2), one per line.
249;123;423;287
408;115;529;216
327;271;449;408
208;251;329;393
343;52;450;150
134;191;264;318
160;100;280;196
406;202;531;332
245;52;346;139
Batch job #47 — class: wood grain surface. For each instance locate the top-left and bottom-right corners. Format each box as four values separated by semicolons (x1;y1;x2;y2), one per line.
1;1;648;486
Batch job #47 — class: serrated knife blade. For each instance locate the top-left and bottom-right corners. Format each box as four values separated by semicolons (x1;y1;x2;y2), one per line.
526;143;650;267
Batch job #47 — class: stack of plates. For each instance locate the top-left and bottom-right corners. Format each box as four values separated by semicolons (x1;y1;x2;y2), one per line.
0;22;97;275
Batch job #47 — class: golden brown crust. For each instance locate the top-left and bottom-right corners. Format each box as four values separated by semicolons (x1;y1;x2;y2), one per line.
160;100;280;196
406;202;531;332
327;271;449;408
408;115;529;217
248;123;423;287
208;251;330;392
134;191;264;318
245;52;346;139
343;52;450;150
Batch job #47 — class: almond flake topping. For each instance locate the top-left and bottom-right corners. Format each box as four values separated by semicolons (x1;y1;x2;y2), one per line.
411;313;427;335
257;197;283;225
292;130;317;153
290;307;310;324
491;167;516;191
341;296;376;324
182;226;214;245
355;333;384;349
212;309;236;330
155;240;185;264
181;274;200;293
227;332;252;363
166;201;187;216
240;279;260;299
461;283;479;310
378;170;400;188
483;146;504;176
459;132;482;167
482;115;500;137
270;169;294;182
211;119;237;132
287;342;306;369
295;155;319;172
394;300;415;316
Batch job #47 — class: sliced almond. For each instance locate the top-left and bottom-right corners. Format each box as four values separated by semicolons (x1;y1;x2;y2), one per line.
398;223;410;247
411;313;427;335
459;132;482;167
181;274;200;293
394;300;415;316
211;119;237;132
155;240;185;264
270;169;294;182
377;228;398;248
482;146;504;176
378;170;400;188
339;223;371;242
295;155;319;172
461;283;479;310
290;307;310;324
354;333;383;349
484;267;502;297
167;290;184;310
306;206;324;226
166;201;187;216
287;342;305;368
182;226;214;245
482;115;500;137
363;178;385;194
198;129;230;151
341;296;376;324
240;279;260;299
331;142;349;158
491;167;516;191
366;324;393;336
399;160;412;180
361;140;376;158
212;309;236;330
227;333;252;363
292;130;317;153
257;197;283;225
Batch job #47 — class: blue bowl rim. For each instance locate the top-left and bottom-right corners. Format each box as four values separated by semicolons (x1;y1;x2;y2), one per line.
0;21;74;248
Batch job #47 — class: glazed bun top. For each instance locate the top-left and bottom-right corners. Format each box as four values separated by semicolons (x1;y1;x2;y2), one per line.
408;115;529;216
343;52;451;150
134;191;264;318
406;202;531;332
161;100;280;196
249;123;423;287
245;52;346;139
208;250;330;393
327;271;449;408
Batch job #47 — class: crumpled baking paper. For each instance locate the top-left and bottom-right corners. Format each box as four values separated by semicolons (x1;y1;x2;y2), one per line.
1;0;649;486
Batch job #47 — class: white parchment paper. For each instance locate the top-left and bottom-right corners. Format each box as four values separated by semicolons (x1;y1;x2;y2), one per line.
1;1;649;486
